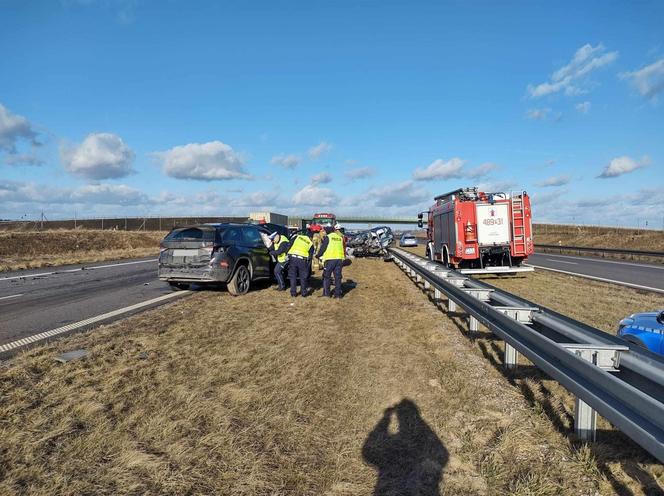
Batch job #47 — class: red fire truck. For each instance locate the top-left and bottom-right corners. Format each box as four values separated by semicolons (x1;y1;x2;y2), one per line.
310;212;337;232
418;187;534;273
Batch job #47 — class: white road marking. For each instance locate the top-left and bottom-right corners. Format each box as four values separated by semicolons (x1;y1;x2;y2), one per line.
534;252;664;270
525;264;664;294
0;259;157;282
0;293;23;301
0;290;189;354
546;259;577;265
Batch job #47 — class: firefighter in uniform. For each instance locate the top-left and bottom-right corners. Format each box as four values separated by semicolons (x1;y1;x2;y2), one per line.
312;227;326;271
317;224;345;298
268;232;289;291
287;231;314;297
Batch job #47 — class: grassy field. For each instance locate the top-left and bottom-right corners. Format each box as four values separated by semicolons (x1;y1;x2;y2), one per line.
0;258;641;495
400;245;664;494
533;224;664;252
0;230;164;271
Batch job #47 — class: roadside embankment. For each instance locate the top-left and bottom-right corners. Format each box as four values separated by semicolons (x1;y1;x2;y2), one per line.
0;230;164;271
0;258;617;495
533;224;664;252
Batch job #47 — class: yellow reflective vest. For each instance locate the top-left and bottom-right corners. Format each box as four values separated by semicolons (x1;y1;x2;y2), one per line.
288;234;313;258
274;236;289;263
322;232;345;261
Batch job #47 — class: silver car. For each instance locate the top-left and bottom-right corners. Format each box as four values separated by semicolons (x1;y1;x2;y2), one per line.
399;233;418;247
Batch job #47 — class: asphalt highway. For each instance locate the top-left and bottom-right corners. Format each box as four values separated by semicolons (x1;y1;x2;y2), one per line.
0;258;186;355
527;252;664;293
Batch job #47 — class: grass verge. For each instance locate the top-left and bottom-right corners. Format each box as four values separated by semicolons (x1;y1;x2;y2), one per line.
401;244;664;494
0;230;164;272
0;259;616;495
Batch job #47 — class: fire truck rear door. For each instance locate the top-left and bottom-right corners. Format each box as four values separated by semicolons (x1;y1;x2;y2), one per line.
476;203;510;246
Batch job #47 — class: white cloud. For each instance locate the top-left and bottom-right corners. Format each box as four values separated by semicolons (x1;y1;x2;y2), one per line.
4;152;43;166
270;153;300;169
531;189;567;207
575;101;591;114
62;132;135;180
0;180;146;206
475;181;519;193
311;172;332;185
293;184;338;206
154;140;250;181
345;166;375;180
527;43;618;98
413;158;465;180
466;162;498;178
0;103;39;153
620;58;664;102
70;183;148;205
229;190;280;207
536;175;571;187
597;155;650;178
525;108;550;120
307;141;332;159
365;181;429;207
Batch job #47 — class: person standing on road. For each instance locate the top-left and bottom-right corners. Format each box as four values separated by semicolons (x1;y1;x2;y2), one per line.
287;230;314;297
268;232;290;291
318;224;345;298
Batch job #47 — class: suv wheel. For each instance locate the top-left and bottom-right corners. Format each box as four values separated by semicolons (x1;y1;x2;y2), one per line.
228;264;250;296
169;282;190;291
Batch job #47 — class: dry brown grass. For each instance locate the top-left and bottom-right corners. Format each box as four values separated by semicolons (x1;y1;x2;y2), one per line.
0;259;615;495
533;224;664;253
0;230;164;271
401;244;664;494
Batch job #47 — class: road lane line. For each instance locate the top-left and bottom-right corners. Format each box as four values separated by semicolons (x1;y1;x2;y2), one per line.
0;294;23;301
545;259;577;265
534;252;664;270
88;259;157;270
525;264;664;294
0;259;157;282
0;290;189;354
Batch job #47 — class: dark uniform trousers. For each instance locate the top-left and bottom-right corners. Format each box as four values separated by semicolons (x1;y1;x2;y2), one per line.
274;262;287;290
288;257;310;296
323;259;343;297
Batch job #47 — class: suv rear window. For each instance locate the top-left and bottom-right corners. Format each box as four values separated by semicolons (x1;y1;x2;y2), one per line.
166;227;215;241
243;226;263;244
222;228;243;243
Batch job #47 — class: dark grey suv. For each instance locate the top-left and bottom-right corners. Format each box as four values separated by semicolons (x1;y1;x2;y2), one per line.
158;223;278;295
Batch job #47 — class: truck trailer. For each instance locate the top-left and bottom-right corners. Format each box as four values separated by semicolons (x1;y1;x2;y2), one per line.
418;187;534;274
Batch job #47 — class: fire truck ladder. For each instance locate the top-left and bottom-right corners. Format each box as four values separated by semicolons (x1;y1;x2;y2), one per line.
510;191;527;256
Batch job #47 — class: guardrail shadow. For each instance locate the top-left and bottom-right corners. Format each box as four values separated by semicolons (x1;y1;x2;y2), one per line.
362;399;448;496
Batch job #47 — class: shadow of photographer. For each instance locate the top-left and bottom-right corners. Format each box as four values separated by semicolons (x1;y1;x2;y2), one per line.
362;399;448;496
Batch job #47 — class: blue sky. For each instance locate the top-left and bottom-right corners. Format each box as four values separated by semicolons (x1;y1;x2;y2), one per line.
1;0;663;227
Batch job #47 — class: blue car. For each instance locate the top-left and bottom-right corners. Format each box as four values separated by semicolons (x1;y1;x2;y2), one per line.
618;310;664;356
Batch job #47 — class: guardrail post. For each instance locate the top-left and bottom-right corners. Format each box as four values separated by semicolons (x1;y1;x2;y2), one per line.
469;315;479;333
416;274;422;283
575;397;597;442
434;288;441;301
424;280;430;289
504;342;519;370
448;299;457;312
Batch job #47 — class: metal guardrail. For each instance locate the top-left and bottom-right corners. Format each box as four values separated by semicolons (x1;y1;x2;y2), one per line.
388;247;664;462
537;244;664;258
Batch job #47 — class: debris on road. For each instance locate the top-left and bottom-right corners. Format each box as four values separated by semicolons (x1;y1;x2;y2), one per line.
54;349;88;363
346;226;394;258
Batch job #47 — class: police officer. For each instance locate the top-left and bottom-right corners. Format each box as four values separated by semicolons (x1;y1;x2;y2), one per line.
317;224;345;298
287;230;314;297
268;232;289;291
